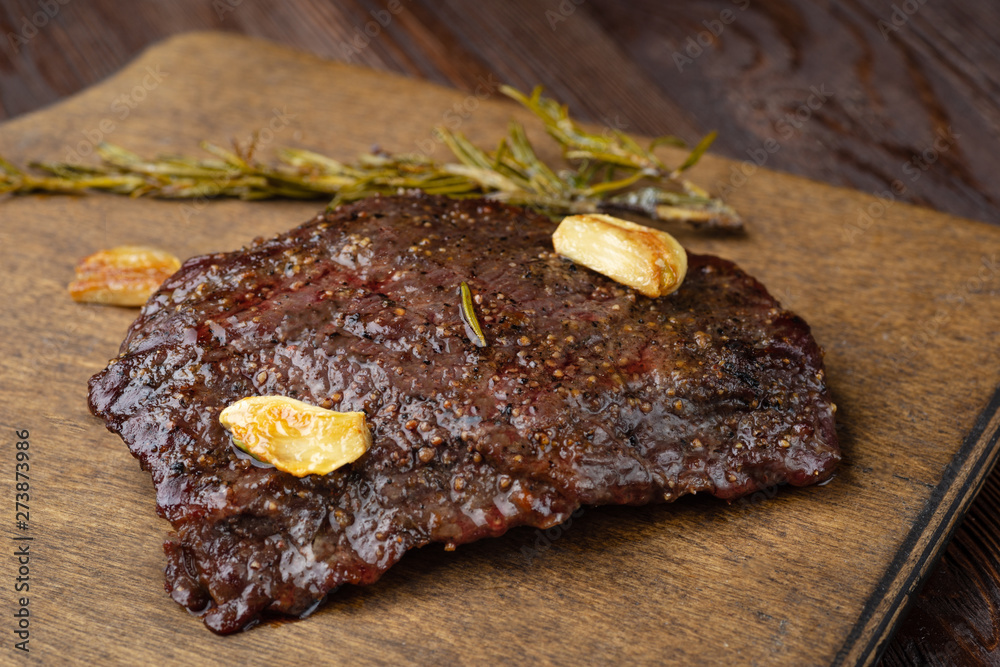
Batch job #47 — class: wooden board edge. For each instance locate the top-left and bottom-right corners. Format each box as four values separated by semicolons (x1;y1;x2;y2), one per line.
834;383;1000;665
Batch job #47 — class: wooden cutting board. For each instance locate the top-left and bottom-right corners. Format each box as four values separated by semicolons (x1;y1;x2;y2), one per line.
1;32;999;666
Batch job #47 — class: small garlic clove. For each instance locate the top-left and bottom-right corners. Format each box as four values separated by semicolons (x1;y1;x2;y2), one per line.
552;214;688;297
219;396;371;477
68;245;181;306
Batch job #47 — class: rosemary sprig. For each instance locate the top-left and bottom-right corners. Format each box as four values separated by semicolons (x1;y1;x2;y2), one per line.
0;87;741;230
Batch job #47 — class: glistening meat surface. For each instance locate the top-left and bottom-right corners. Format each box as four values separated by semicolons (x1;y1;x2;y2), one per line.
88;194;839;633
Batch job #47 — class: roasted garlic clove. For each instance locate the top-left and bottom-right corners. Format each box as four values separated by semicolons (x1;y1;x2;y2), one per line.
552;214;688;297
219;396;371;477
68;246;181;306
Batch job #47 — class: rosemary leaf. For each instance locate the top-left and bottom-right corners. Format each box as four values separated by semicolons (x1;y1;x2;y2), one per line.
674;131;718;176
459;282;487;348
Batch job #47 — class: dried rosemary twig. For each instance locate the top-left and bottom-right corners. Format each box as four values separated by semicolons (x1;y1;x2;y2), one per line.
0;87;741;230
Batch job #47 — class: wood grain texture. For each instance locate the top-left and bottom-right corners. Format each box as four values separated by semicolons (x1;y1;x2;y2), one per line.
1;2;999;661
3;0;998;225
0;32;999;665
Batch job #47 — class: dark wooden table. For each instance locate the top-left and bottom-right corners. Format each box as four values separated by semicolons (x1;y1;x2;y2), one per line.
2;1;997;663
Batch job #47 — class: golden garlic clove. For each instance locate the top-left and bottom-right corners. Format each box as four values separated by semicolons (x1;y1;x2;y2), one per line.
68;245;182;306
219;396;371;477
552;214;688;297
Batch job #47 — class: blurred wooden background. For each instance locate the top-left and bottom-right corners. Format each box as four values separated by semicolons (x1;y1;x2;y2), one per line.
1;1;998;663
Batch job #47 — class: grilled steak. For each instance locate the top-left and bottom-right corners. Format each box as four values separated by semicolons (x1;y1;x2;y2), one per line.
88;193;839;633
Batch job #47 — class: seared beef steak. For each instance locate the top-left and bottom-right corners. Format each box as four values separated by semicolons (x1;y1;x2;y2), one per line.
89;194;838;633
